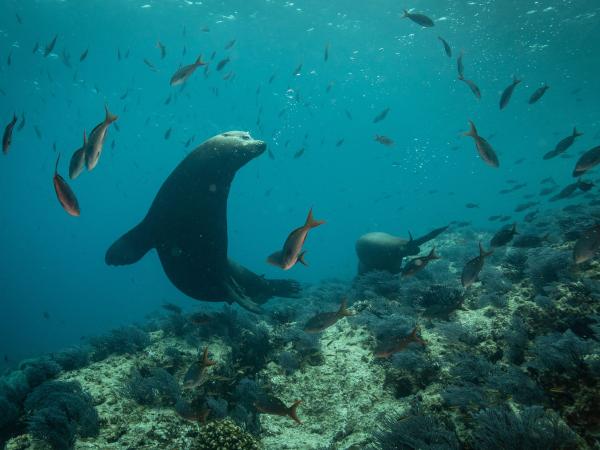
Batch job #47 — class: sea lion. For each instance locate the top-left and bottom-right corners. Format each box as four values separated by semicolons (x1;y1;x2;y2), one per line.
355;226;448;275
105;131;300;312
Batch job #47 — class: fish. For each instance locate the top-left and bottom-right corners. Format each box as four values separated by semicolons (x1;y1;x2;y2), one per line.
34;125;42;139
461;242;493;288
68;131;87;180
573;224;600;264
16;13;22;24
169;55;206;86
499;77;521;110
224;39;236;50
183;347;216;389
372;108;390;123
44;34;58;57
53;154;80;217
528;84;549;104
374;326;426;358
164;94;172;105
401;248;440;277
176;400;210;423
375;135;394;146
16;113;25;131
85;105;118;171
464;121;499;168
514;202;538;212
268;73;276;84
2;114;18;154
268;149;275;160
79;48;89;62
345;109;353;120
143;58;157;71
513;233;549;248
255;397;302;424
32;41;39;54
161;303;182;314
458;76;481;99
523;211;538;223
324;43;329;61
438;36;451;57
292;62;302;76
7;51;12;66
117;48;121;61
488;215;501;221
336;138;345;147
465;203;479;209
572;145;600;177
543;128;583;160
164;127;172;140
402;9;434;27
490;223;518;248
60;48;71;68
293;147;305;159
267;208;325;270
156;41;166;59
577;178;594;192
216;57;230;71
304;299;353;333
549;182;579;202
457;51;464;78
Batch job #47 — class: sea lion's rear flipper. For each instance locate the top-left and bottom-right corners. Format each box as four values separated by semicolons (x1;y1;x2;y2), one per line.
225;276;263;314
227;259;301;302
105;221;153;266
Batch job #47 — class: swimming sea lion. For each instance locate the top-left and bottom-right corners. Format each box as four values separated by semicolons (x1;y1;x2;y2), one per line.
105;131;300;312
355;225;448;274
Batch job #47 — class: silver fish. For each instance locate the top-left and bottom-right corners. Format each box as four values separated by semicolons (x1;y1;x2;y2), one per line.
69;130;87;180
464;121;499;168
85;106;117;171
169;56;206;86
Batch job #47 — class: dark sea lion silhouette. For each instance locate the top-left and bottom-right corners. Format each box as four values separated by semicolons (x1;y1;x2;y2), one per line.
355;226;448;274
105;131;300;312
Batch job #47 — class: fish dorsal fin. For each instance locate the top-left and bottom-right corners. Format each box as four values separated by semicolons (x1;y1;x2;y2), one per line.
288;400;303;424
408;231;414;242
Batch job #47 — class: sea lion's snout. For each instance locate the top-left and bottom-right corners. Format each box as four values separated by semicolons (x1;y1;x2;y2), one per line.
252;139;267;156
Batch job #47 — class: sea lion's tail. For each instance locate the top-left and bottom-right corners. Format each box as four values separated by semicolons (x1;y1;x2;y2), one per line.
106;221;153;266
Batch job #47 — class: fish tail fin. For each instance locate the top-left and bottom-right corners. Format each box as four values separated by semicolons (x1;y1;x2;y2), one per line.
410;326;426;346
54;153;61;174
478;241;493;258
305;208;325;229
297;251;308;267
408;231;414;241
195;55;206;66
573;127;583;137
288;400;303;425
104;105;118;123
457;74;464;80
338;299;354;317
513;75;521;84
402;9;409;18
428;247;440;260
106;220;153;266
463;120;477;137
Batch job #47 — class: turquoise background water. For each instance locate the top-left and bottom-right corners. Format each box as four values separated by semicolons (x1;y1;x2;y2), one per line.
1;0;599;365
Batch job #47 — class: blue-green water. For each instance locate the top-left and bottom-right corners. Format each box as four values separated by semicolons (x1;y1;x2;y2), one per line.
1;1;600;448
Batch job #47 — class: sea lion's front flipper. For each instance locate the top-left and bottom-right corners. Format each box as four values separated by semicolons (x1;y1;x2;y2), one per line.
105;221;153;266
225;276;263;314
267;279;302;298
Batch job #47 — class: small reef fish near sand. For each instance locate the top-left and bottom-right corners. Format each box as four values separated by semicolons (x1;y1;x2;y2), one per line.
572;145;600;177
543;128;583;160
268;208;325;270
461;242;493;287
401;248;440;277
53;154;80;217
374;326;426;358
490;223;518;248
255;397;302;424
573;224;600;264
183;347;216;389
304;299;354;333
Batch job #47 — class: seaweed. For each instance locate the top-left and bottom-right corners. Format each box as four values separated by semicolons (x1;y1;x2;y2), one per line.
88;325;150;361
0;394;20;429
52;347;90;371
414;284;464;320
529;329;592;379
524;248;572;292
19;356;62;388
374;413;460;450
276;351;300;375
441;384;488;412
25;380;99;449
124;367;181;406
473;406;578;450
449;354;493;385
504;316;529;365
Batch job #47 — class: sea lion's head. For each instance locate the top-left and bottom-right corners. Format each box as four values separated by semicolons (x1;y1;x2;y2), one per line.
206;131;266;169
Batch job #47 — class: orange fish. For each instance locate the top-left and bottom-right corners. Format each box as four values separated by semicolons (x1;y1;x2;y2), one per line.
53;154;80;217
374;326;426;358
267;208;324;270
